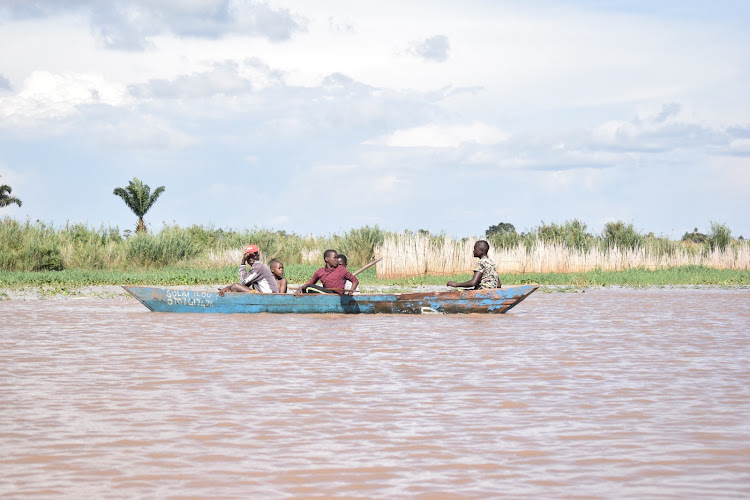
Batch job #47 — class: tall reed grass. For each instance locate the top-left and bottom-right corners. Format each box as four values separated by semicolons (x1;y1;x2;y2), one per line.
0;218;385;272
374;232;750;278
2;218;747;278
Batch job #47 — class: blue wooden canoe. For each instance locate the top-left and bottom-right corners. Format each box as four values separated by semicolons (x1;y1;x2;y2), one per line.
122;284;539;314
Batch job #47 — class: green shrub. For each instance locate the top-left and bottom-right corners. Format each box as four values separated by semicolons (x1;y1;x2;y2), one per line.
486;222;516;237
707;222;731;252
536;219;594;251
487;230;522;250
126;229;200;267
601;221;643;250
335;225;385;266
0;218;65;271
26;243;64;271
643;233;679;257
682;227;707;244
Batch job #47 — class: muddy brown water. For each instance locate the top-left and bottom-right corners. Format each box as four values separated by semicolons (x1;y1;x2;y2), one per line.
1;287;749;498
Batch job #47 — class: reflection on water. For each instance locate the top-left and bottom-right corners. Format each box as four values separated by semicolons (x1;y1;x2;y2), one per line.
1;288;749;498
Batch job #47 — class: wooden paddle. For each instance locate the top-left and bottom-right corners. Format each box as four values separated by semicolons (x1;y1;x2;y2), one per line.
351;257;382;277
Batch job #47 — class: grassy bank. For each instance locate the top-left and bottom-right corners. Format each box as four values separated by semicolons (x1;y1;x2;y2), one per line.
2;265;748;290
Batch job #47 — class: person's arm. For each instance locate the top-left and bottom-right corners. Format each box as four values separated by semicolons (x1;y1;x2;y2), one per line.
344;271;359;295
447;271;483;288
278;278;288;294
294;270;320;296
241;261;262;287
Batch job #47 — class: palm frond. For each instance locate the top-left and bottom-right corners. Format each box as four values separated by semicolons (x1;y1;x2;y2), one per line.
113;177;166;232
0;179;22;208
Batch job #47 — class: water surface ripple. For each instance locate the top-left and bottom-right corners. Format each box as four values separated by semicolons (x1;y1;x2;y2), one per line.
1;287;749;498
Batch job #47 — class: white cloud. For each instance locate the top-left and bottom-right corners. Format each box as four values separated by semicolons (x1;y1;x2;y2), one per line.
128;61;253;99
407;35;450;62
729;138;750;156
98;114;196;150
589;102;722;153
0;0;305;49
0;70;128;127
369;122;508;148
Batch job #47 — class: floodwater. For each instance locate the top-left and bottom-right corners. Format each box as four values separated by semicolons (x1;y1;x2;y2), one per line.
1;287;749;499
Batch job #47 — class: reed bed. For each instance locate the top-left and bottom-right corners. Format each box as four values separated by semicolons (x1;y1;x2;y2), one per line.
375;233;750;278
2;218;748;280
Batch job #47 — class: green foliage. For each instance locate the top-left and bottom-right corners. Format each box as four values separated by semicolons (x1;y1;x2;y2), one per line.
601;221;643;250
486;222;523;250
1;219;747;285
682;227;707;244
125;227;201;267
536;219;594;251
487;231;523;250
707;222;731;252
0;218;63;271
0;175;22;208
26;243;64;271
241;228;307;263
184;224;226;249
486;222;516;236
643;233;680;257
113;178;166;232
334;225;385;266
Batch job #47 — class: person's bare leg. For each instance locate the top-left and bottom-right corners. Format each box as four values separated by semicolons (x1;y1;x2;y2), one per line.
218;283;253;296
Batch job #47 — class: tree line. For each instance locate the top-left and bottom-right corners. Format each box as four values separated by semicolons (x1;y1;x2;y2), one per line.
485;220;738;253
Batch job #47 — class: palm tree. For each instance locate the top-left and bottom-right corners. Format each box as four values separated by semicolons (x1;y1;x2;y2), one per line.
113;178;165;232
0;175;22;208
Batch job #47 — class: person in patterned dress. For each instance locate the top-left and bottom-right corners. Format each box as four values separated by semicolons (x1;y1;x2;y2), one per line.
447;240;500;289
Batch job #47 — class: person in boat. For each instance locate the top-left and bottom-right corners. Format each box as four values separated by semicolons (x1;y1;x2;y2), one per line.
218;244;278;296
337;253;348;267
269;259;288;294
337;253;354;292
447;240;500;289
294;249;359;296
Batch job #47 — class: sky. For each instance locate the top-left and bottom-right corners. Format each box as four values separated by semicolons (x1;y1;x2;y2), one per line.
0;0;748;239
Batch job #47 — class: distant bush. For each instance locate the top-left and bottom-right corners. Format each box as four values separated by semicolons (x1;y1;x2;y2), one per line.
643;233;680;258
682;227;707;244
536;219;594;251
335;225;385;266
126;228;200;267
0;218;64;271
486;222;516;236
486;222;523;250
707;222;731;252
601;221;643;250
487;230;523;250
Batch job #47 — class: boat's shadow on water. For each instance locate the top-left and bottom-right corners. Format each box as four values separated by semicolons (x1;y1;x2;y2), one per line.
340;295;361;314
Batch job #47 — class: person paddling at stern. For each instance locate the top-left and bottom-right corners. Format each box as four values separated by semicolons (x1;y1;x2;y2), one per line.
218;244;279;296
447;240;500;289
294;249;359;296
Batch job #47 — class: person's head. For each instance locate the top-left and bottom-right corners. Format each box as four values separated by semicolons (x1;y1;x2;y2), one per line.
323;249;339;268
269;259;284;278
337;254;348;267
473;240;490;258
244;244;260;263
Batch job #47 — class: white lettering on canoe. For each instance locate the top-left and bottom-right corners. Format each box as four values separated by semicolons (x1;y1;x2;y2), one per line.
165;290;215;308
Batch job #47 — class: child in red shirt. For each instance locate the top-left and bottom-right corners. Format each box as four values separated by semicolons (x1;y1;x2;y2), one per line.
294;250;359;296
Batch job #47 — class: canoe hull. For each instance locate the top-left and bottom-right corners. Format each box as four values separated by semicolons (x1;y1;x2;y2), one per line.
122;285;539;314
